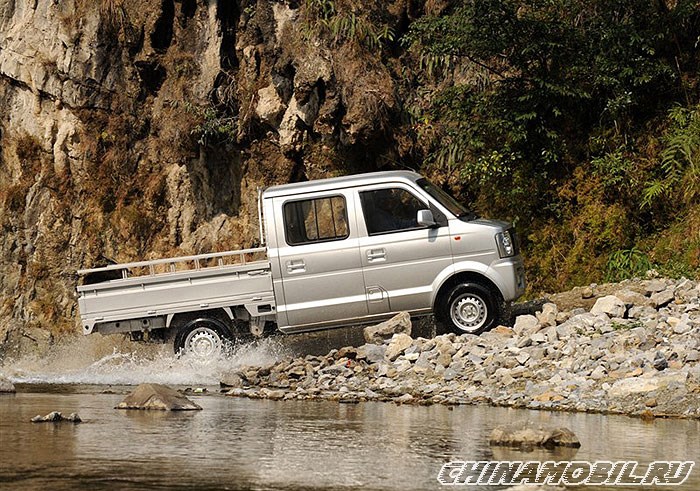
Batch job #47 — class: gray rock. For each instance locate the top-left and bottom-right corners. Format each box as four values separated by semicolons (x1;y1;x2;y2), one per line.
363;312;412;344
555;323;576;339
0;376;15;393
395;393;414;404
646;279;667;294
591;295;626;318
686;350;700;362
357;344;386;363
515;352;530;365
489;422;580;448
608;371;687;398
590;365;606;380
513;315;540;335
531;332;547;344
628;305;657;319
653;351;668;371
615;289;649;306
443;368;458;381
31;411;81;423
219;373;244;388
385;333;413;361
536;303;559;327
668;315;693;334
116;383;202;411
651;289;675;308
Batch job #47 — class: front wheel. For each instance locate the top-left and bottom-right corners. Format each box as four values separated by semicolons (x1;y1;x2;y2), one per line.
173;318;232;358
437;282;503;335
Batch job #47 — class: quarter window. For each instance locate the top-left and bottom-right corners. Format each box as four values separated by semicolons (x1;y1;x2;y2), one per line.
284;195;349;245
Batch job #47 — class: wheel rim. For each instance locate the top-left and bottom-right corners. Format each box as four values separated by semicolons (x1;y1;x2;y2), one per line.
183;326;222;358
450;293;488;333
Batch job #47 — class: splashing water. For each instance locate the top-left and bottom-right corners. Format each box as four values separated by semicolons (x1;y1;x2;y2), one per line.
1;334;290;386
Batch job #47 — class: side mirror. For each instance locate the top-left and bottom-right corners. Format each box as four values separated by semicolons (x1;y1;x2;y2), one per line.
417;209;437;228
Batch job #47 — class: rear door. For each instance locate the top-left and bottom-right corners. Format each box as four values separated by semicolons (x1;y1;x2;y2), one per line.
274;190;367;329
356;185;453;314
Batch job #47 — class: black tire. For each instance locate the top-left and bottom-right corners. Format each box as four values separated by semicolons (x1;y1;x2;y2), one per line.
173;318;233;358
436;282;504;335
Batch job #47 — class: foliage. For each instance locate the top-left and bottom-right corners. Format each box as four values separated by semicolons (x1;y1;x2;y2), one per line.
605;247;652;282
303;0;395;50
185;102;237;147
405;0;698;217
404;0;700;292
642;104;700;208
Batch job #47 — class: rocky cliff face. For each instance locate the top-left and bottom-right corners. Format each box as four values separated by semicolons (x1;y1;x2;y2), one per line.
0;0;413;358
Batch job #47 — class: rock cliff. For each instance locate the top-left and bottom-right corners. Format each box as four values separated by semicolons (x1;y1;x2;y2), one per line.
0;0;413;358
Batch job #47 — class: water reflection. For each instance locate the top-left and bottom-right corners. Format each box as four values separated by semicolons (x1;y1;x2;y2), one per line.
0;391;698;490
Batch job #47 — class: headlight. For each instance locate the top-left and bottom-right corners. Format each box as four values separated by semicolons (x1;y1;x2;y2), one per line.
496;230;517;258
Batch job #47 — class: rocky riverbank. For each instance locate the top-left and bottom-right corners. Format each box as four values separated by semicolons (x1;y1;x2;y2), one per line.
221;277;700;419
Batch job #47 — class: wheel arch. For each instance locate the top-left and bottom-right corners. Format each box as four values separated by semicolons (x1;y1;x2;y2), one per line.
432;270;503;312
167;308;236;330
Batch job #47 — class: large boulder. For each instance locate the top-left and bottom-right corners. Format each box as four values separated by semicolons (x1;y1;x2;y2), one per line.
607;371;687;398
489;422;580;449
116;383;202;411
590;295;626;318
0;375;15;393
363;312;411;344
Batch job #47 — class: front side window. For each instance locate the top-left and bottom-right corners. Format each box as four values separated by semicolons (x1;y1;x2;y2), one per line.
360;188;426;235
284;195;349;245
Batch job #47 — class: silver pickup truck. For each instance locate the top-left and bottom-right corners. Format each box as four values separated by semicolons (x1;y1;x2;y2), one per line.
77;171;525;356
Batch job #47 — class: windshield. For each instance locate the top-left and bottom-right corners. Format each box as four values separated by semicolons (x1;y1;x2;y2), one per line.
416;178;469;218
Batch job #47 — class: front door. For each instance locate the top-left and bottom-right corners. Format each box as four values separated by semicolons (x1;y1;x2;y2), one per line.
275;190;368;329
356;186;453;314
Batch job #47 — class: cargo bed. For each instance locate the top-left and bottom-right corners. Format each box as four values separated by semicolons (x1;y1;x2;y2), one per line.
76;248;274;335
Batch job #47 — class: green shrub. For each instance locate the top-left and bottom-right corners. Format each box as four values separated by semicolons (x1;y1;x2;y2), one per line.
605;247;652;282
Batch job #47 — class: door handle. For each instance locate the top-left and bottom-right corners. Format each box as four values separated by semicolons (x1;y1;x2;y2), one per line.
366;248;386;261
286;259;306;273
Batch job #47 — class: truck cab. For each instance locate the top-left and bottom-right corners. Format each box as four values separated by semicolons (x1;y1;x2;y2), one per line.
264;170;525;335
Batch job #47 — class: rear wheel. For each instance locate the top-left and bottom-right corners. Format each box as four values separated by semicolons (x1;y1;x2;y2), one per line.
437;282;503;335
173;318;232;358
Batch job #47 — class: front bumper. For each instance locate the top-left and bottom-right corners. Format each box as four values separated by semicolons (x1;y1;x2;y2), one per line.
490;256;526;301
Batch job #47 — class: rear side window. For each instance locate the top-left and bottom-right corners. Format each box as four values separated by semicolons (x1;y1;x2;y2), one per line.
283;195;349;246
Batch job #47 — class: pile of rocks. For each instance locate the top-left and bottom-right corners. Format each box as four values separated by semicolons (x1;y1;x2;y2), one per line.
222;278;700;418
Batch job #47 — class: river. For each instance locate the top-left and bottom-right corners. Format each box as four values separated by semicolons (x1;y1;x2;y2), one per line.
1;336;699;490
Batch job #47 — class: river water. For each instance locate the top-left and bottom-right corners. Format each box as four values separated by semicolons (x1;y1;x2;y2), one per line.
1;336;699;490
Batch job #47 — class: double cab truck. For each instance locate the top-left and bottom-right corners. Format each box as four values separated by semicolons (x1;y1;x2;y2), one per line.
77;171;526;357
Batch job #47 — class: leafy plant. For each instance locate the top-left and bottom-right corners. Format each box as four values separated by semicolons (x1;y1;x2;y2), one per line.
642;104;700;208
303;0;394;50
605;247;652;281
184;102;237;146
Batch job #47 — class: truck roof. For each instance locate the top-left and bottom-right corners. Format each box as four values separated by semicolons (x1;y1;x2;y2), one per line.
262;170;422;198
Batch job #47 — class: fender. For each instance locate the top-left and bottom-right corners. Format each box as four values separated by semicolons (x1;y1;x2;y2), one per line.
430;260;508;307
166;307;235;328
